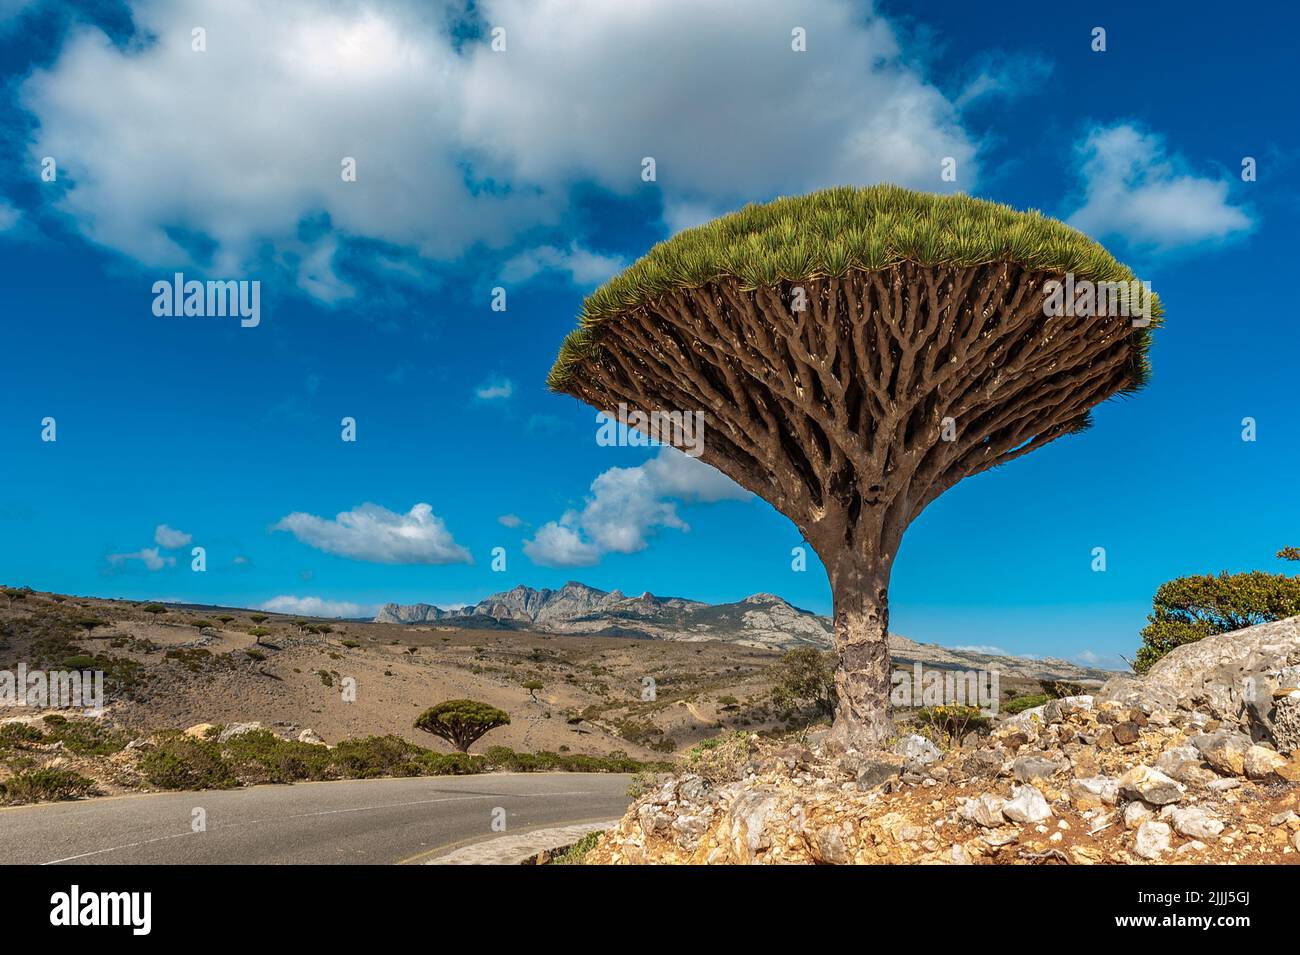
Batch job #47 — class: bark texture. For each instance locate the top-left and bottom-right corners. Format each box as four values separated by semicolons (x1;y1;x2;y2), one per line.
556;262;1144;748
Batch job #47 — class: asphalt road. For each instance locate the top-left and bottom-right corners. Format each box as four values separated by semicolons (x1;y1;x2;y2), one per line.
0;773;633;865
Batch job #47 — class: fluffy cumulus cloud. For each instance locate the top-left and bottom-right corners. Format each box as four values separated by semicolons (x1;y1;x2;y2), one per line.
153;523;192;549
524;449;749;567
272;502;472;564
260;595;369;618
107;547;174;571
1065;123;1255;253
18;0;978;297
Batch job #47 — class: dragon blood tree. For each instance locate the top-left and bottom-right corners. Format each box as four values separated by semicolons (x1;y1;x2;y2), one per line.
547;185;1160;751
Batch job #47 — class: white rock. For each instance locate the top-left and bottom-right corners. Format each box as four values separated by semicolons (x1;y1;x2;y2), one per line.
1002;784;1053;823
1134;819;1171;860
959;793;1006;828
1170;805;1224;840
1124;801;1153;830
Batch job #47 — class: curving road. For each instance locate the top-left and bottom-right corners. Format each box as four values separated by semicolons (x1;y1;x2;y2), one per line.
0;773;633;865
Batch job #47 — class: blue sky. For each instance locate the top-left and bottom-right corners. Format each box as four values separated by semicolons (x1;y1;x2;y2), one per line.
0;0;1295;669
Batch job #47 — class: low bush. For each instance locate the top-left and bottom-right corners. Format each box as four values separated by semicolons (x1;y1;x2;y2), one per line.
3;768;96;802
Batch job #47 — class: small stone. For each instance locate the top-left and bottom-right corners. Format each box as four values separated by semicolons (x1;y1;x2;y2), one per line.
1113;722;1141;746
1013;754;1064;783
1118;765;1184;805
1244;745;1287;780
1170;806;1224;841
1207;778;1241;793
1269;810;1299;827
1276;756;1300;782
1134;819;1171;860
1002;784;1053;823
893;734;942;766
959;793;1007;828
1071;776;1120;806
1194;732;1253;777
1124;801;1153;830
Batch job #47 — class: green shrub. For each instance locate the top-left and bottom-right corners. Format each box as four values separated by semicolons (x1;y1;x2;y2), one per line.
548;830;600;865
4;768;95;802
221;730;332;784
0;722;43;745
1135;571;1300;673
916;704;989;745
138;736;237;790
330;735;431;778
770;647;836;718
41;718;128;756
1001;693;1051;715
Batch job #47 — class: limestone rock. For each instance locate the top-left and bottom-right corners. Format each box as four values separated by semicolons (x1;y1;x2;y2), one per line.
1170;806;1224;841
1118;765;1184;805
893;734;942;767
1134;819;1171;860
1002;784;1052;823
1193;731;1254;777
959;793;1007;828
1244;745;1286;780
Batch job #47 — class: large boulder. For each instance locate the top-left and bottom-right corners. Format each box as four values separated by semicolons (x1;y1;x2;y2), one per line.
1099;616;1300;742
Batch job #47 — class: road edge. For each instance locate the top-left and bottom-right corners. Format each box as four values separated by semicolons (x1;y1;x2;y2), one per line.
420;818;617;865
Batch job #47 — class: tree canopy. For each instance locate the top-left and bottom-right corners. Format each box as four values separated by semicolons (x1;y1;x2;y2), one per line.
415;700;511;753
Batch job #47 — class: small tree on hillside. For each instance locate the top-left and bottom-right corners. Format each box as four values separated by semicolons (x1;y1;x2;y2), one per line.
549;185;1158;749
1136;569;1300;673
522;679;544;703
771;646;837;719
415;700;510;753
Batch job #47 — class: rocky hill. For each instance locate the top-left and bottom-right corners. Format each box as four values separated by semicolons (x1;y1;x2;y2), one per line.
376;581;1113;682
588;615;1300;865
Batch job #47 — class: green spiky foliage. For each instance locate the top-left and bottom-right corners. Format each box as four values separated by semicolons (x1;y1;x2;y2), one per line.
549;184;1161;393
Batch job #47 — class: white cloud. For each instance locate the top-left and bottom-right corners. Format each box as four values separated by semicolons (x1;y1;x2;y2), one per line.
953;53;1053;110
474;376;514;401
107;547;174;571
261;595;369;618
0;199;21;232
272;502;472;565
497;513;523;528
524;448;748;567
501;243;625;285
1070;648;1128;670
18;0;978;296
1065;123;1254;252
154;523;192;549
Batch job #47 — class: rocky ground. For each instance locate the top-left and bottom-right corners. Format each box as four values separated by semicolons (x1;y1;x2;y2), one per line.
588;616;1300;865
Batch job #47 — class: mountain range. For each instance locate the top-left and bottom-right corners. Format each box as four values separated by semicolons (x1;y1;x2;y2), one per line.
374;581;1115;681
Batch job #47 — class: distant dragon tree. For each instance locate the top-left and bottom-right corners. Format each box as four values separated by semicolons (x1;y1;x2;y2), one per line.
548;185;1160;751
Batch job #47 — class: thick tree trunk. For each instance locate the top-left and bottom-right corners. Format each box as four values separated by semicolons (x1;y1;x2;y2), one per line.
825;561;894;752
